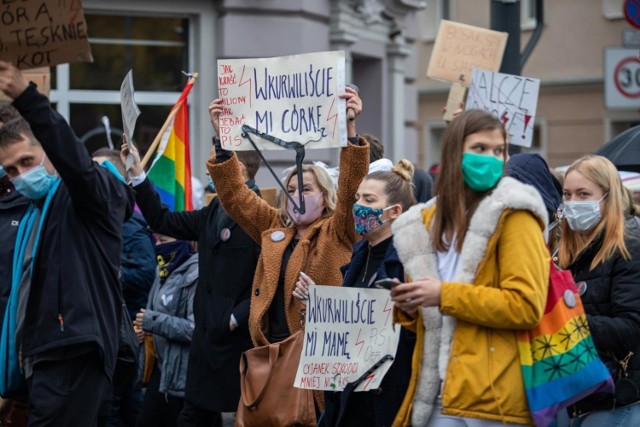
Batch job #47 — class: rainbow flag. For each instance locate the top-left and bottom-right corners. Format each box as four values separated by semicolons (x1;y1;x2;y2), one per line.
516;261;613;427
147;79;195;211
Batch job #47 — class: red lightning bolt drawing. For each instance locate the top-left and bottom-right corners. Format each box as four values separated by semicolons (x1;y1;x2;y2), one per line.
383;298;392;327
325;98;338;139
355;328;365;357
238;65;252;108
362;373;376;391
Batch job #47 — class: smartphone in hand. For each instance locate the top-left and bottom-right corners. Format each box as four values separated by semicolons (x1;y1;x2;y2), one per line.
374;278;399;290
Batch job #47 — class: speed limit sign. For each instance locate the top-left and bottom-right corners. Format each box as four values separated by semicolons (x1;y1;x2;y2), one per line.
605;47;640;109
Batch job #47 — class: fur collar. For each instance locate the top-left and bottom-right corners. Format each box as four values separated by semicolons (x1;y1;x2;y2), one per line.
391;177;547;425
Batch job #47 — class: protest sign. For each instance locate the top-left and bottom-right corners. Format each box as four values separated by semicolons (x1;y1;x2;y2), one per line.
120;70;141;169
216;51;347;151
294;286;400;392
466;67;540;148
427;20;507;86
0;67;50;101
0;0;93;69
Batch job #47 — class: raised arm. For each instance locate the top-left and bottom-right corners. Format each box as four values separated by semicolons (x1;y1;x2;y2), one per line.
1;61;131;218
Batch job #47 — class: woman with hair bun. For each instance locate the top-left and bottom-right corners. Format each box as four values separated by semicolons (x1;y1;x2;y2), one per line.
296;160;417;427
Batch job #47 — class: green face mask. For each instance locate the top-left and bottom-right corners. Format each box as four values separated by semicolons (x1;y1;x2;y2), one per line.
461;152;504;192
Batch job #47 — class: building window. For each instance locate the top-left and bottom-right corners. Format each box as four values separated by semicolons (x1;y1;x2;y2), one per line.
417;0;450;41
521;0;538;30
51;14;189;156
603;0;624;19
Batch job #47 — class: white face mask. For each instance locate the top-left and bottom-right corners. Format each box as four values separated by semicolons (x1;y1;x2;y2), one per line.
562;194;606;232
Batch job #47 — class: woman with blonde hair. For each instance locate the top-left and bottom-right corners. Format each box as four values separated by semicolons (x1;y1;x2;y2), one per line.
389;109;550;426
559;155;640;426
206;85;369;347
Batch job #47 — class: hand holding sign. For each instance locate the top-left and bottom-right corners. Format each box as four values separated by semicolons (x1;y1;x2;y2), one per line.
0;61;29;100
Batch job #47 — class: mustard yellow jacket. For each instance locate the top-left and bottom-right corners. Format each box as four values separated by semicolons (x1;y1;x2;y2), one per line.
391;177;550;426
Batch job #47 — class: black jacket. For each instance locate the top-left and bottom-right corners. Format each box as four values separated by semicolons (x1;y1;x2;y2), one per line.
12;85;134;379
0;189;29;321
134;177;260;411
321;239;415;427
569;217;640;415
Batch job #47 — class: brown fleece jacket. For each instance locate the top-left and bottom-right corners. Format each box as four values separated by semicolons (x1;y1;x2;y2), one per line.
206;140;370;347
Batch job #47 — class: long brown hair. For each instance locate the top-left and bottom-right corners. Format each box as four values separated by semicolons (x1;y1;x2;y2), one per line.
558;155;630;270
432;109;507;252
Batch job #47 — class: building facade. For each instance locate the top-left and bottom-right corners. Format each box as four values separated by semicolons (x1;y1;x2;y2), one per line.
416;0;640;170
51;0;425;188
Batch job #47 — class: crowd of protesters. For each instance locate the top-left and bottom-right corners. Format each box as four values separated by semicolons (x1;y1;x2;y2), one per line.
1;56;640;427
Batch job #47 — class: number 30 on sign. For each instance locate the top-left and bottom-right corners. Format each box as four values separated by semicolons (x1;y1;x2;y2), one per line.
605;48;640;109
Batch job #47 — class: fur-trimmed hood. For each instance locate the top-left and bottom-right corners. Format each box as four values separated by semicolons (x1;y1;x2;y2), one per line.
391;177;547;425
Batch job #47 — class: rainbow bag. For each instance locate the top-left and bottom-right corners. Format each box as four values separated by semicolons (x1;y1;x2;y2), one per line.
516;259;614;427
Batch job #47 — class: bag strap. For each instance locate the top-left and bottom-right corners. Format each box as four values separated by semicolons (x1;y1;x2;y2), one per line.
240;342;281;409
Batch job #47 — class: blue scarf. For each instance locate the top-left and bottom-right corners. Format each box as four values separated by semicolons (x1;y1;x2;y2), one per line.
0;178;61;395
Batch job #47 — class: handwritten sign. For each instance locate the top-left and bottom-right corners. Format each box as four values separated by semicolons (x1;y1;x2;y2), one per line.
120;70;141;169
216;51;347;151
466;68;541;147
427;20;507;86
0;0;93;69
0;67;50;101
294;286;400;392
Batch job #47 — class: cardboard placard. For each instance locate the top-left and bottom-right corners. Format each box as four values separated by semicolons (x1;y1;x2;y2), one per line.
466;67;541;147
427;20;508;86
120;70;141;169
216;51;347;151
294;286;400;392
0;0;93;69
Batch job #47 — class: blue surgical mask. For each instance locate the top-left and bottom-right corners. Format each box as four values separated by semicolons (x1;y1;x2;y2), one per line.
562;194;607;232
461;152;504;192
0;165;6;179
352;203;395;235
10;153;57;200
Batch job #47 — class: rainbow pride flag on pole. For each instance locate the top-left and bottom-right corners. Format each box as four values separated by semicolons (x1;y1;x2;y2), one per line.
147;79;195;211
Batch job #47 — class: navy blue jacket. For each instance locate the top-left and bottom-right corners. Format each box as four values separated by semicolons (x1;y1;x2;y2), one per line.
322;239;416;427
0;189;29;321
134;177;260;411
12;85;134;379
120;212;156;320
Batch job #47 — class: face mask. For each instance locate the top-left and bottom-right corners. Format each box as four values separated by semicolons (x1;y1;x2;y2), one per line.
287;192;324;226
10;153;57;200
562;195;606;232
155;240;193;280
0;165;5;179
352;203;395;236
461;152;504;192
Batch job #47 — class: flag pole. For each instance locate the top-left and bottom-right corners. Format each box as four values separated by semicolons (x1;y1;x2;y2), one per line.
140;72;199;170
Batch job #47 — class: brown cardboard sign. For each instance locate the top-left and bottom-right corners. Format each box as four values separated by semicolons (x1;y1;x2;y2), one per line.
427;20;508;86
0;0;93;69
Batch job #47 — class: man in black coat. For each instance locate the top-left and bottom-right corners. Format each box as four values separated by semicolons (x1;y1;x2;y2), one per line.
0;62;134;425
121;142;261;427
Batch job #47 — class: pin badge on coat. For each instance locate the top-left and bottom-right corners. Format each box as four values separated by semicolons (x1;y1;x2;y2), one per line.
221;228;231;242
270;231;285;242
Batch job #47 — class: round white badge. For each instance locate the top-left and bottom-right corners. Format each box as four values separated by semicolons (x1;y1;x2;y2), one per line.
220;228;231;242
563;289;577;308
270;231;285;242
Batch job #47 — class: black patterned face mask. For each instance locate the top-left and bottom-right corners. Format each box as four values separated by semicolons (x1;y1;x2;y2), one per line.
155;240;193;280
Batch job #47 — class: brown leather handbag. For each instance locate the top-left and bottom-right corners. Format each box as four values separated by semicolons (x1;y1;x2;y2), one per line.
235;330;316;427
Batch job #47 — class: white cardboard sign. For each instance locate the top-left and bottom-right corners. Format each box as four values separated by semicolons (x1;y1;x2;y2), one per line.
294;286;400;392
120;70;141;169
216;51;347;151
466;67;541;147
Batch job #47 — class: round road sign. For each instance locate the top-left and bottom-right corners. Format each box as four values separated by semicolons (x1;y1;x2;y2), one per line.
614;56;640;98
625;0;640;29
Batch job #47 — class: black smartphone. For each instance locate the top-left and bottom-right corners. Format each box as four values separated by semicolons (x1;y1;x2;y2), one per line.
374;278;398;290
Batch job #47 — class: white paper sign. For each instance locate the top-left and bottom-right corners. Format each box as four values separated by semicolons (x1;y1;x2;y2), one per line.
120;70;141;169
216;51;347;151
294;286;400;392
466;68;541;147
